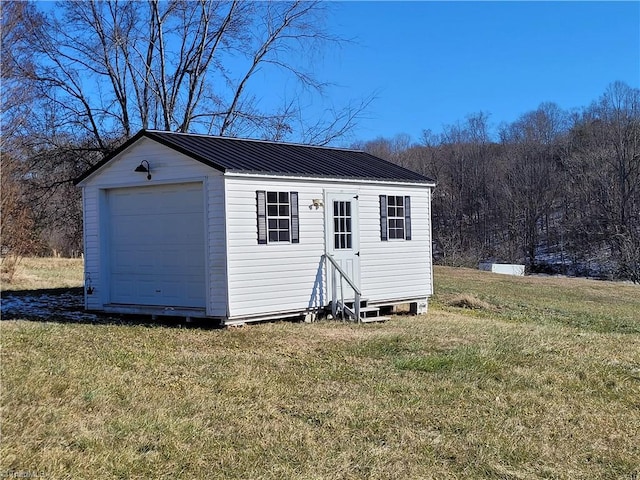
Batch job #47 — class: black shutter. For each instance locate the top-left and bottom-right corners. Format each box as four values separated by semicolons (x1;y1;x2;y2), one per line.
380;195;388;241
290;191;299;243
404;195;411;240
256;190;267;244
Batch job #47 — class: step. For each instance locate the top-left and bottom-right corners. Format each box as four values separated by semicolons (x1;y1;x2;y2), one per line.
339;304;379;315
359;316;390;323
358;306;380;314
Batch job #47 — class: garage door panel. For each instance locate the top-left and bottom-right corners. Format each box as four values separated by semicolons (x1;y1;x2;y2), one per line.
185;282;206;301
108;183;206;308
111;276;136;303
136;279;159;300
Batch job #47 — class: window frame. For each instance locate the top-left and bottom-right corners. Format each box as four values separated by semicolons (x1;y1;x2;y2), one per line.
380;194;411;241
257;190;299;244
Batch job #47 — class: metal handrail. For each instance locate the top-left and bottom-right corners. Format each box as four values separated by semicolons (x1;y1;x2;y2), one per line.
324;253;361;322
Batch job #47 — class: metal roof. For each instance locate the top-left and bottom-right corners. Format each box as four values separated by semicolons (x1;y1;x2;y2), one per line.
75;130;435;184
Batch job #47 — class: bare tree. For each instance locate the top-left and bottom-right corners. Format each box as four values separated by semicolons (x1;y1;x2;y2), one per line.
3;0;372;258
1;1;39;143
1;2;44;277
0;154;42;281
566;82;640;280
345;85;637;280
590;82;640;231
499;103;570;269
429;113;499;265
14;0;364;147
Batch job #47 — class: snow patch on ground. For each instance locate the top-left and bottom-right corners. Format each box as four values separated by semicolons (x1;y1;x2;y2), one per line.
1;289;222;327
1;289;99;322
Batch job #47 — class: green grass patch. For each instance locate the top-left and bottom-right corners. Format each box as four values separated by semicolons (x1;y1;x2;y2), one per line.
433;266;640;334
394;346;501;377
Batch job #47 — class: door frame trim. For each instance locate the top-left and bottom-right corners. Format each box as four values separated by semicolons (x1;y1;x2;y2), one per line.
323;189;361;297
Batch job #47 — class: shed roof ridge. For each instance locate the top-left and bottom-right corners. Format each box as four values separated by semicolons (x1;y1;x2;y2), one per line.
144;129;366;153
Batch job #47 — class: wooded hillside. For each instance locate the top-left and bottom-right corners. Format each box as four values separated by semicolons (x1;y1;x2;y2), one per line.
357;82;639;282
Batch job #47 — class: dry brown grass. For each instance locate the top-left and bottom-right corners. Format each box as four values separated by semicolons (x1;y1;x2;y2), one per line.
1;260;639;479
2;315;639;479
445;293;493;310
0;257;84;291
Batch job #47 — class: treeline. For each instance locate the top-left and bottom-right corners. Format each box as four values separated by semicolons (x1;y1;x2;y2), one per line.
356;81;640;282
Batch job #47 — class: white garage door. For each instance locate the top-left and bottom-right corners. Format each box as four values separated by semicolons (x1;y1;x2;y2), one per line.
108;183;206;308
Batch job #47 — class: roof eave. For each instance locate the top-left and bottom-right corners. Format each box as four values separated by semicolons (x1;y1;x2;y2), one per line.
224;170;436;186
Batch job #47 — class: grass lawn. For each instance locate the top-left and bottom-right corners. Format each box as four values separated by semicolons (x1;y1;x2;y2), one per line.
1;261;639;479
1;257;84;291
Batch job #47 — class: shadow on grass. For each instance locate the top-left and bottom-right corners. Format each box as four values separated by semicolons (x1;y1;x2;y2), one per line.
1;287;224;330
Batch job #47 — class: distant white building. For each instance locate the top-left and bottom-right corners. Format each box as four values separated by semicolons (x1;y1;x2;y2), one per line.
478;263;525;276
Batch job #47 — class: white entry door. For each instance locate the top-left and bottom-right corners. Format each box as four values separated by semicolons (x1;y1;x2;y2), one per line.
107;183;206;308
325;192;360;300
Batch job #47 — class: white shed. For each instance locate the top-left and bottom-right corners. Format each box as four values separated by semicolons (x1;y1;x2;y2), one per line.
75;130;436;325
478;263;526;276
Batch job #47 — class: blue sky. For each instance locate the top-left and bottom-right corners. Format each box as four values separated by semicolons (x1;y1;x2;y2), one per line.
310;1;640;144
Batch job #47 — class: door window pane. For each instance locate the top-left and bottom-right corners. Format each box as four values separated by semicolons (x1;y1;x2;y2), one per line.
333;200;353;250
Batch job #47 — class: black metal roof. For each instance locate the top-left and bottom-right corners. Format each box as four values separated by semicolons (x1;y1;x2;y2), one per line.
75;130;435;184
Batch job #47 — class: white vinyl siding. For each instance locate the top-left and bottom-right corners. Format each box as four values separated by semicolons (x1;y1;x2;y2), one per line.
360;187;431;301
79;138;227;316
83;188;101;311
225;177;432;318
206;175;227;316
226;178;326;317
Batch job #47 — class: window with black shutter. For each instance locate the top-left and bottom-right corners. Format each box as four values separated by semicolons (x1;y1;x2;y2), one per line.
256;190;299;244
380;195;411;241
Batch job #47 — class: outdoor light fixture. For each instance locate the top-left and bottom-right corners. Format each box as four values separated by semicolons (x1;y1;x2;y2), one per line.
134;160;151;180
309;199;324;210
